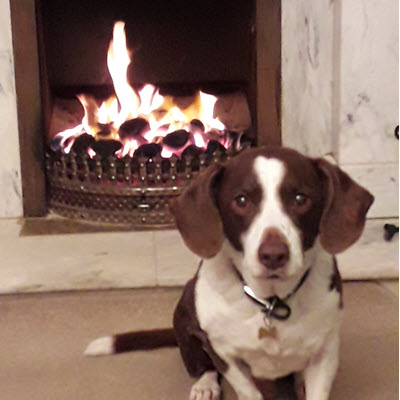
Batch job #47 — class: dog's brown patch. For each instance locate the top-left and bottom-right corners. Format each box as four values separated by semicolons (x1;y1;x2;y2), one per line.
169;163;224;258
216;150;264;251
252;373;298;400
276;150;326;251
173;270;228;377
316;158;374;254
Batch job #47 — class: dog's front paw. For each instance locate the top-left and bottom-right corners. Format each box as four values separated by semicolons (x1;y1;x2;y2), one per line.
190;371;221;400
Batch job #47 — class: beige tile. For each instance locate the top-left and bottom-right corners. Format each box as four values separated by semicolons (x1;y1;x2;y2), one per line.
331;282;399;400
154;229;200;286
0;288;185;400
378;280;399;298
338;218;399;280
0;219;157;293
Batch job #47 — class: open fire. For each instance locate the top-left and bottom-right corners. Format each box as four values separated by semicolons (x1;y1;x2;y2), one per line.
46;21;251;227
50;21;235;160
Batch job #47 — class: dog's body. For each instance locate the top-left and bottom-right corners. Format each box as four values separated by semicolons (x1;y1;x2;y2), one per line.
86;147;373;400
175;244;342;400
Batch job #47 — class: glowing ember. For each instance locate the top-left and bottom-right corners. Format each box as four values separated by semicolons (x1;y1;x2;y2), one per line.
53;21;233;159
161;148;173;158
87;148;97;158
193;132;206;148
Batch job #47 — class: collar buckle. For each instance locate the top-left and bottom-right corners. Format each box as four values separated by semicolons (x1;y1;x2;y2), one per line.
263;296;291;320
240;268;311;322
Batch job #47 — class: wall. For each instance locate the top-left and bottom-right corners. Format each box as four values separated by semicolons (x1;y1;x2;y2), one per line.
0;0;22;217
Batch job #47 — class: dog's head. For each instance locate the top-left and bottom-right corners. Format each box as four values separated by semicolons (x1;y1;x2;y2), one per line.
170;147;374;288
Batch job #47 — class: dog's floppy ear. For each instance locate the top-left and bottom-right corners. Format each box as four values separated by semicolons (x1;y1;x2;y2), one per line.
316;158;374;254
169;163;224;258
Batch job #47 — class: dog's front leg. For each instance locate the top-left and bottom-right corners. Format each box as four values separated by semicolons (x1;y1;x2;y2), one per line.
223;359;263;400
303;331;339;400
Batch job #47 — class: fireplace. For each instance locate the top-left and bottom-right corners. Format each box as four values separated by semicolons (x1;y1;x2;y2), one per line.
10;0;281;224
5;0;395;291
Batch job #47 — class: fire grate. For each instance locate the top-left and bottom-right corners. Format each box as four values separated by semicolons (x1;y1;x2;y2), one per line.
46;147;240;228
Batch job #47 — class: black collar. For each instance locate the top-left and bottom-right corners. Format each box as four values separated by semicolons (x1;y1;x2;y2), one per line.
232;263;311;321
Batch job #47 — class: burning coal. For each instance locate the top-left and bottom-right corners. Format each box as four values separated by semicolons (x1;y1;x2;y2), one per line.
50;21;242;159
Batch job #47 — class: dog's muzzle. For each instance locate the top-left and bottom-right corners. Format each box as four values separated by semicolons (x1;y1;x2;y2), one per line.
258;228;290;271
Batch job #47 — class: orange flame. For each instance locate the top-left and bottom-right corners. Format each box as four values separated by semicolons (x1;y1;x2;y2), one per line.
55;21;227;158
138;84;164;116
98;97;119;125
55;124;85;154
117;139;139;158
76;94;99;136
199;91;225;131
107;21;140;126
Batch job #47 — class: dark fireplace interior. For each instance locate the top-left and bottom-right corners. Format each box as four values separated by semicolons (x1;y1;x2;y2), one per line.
42;0;253;98
10;0;281;224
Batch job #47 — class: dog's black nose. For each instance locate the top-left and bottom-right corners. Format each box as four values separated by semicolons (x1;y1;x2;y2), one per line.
258;229;290;270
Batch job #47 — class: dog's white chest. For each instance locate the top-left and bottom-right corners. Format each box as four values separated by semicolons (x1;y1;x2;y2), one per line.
195;264;342;380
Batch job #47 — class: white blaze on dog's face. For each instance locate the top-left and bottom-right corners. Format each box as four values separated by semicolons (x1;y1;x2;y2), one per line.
241;157;304;280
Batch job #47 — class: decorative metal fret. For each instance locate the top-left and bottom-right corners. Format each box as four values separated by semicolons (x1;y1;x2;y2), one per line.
46;148;234;228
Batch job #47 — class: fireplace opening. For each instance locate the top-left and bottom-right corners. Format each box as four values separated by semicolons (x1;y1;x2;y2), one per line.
10;0;281;223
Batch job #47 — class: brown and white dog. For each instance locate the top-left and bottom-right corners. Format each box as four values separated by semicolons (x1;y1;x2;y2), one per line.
85;146;374;400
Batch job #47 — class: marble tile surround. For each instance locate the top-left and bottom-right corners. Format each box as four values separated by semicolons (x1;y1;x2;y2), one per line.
0;0;22;218
343;163;398;218
339;0;399;165
338;0;399;219
282;0;335;158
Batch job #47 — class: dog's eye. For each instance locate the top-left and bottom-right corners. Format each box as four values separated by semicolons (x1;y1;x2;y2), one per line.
294;193;309;207
234;194;248;208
